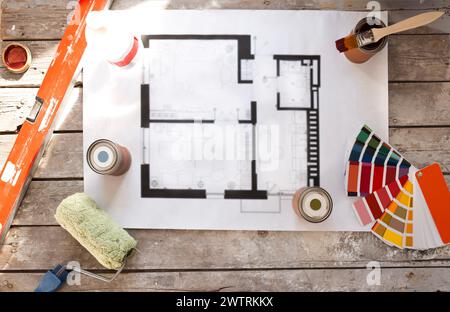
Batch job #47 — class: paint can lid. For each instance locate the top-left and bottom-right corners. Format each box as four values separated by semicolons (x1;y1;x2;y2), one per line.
87;139;119;174
294;187;333;223
2;43;32;74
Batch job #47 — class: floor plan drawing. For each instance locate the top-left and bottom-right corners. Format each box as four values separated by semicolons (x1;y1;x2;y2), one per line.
140;34;321;209
83;10;388;231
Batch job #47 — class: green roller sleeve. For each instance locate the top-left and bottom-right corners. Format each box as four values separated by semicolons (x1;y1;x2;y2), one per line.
55;193;137;270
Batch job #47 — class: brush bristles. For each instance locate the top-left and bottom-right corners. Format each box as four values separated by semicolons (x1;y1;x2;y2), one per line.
335;34;358;53
336;30;376;53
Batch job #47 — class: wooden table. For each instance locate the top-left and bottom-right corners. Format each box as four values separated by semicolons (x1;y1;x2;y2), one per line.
0;0;449;292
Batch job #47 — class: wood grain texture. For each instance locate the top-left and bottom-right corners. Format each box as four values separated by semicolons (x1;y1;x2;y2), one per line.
0;133;82;179
0;87;82;132
1;83;448;133
0;41;61;87
114;0;450;11
389;10;450;34
0;36;448;88
388;35;450;81
2;268;450;292
3;226;450;271
2;0;448;41
390;127;450;172
1;0;73;40
0;134;15;168
13;180;83;225
32;133;83;179
0;88;36;132
389;83;450;126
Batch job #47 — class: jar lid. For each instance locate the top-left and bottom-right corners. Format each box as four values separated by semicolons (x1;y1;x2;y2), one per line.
2;43;32;74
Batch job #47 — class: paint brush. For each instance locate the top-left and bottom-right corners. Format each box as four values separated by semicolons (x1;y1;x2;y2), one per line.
335;11;444;53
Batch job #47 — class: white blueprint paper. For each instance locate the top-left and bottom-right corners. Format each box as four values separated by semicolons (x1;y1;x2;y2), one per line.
83;10;388;231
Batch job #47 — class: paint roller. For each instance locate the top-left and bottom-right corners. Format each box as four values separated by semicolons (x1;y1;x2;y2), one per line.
35;193;137;291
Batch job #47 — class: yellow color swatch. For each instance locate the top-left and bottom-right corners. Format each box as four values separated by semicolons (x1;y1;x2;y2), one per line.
397;191;412;208
383;228;403;248
404;180;413;195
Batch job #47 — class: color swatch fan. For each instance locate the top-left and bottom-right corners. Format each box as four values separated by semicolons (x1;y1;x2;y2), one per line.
346;125;413;197
346;126;450;250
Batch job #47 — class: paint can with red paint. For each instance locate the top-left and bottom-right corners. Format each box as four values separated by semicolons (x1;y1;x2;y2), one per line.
2;42;32;74
86;11;140;68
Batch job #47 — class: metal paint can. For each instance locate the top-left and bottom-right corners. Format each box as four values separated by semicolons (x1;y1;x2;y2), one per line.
344;17;388;64
292;187;333;223
87;139;131;176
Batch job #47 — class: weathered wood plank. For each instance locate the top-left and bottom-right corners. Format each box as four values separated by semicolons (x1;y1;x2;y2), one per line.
389;35;450;81
2;226;450;271
2;0;448;41
132;0;450;11
0;38;448;88
33;133;83;178
0;83;448;133
390;127;450;172
0;40;83;87
389;10;450;35
2;267;450;292
0;40;55;87
0;88;35;133
0;133;83;179
0;134;15;168
1;0;72;40
0;87;82;132
0;36;448;88
13;180;83;226
389;83;450;126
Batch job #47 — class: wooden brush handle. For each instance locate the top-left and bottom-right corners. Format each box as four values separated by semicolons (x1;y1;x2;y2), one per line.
372;11;444;41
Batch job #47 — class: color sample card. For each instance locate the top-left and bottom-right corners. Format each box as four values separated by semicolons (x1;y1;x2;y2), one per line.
371;177;414;249
416;163;450;244
346;127;450;250
346;125;413;197
351;162;450;250
353;175;408;226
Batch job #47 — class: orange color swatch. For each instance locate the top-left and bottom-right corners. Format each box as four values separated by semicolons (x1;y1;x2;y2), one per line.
416;163;450;244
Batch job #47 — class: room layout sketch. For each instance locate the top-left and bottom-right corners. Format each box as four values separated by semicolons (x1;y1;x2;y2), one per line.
140;34;321;205
274;55;321;187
